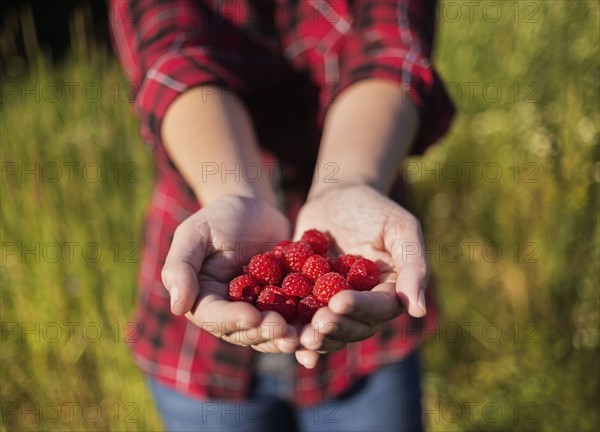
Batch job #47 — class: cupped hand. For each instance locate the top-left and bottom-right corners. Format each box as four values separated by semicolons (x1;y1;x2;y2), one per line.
161;195;299;353
293;184;429;368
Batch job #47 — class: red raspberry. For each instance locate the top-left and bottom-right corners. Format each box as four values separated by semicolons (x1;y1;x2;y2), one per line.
347;258;381;291
273;240;292;259
301;229;330;255
313;272;350;303
281;273;312;298
227;275;261;304
262;251;285;273
256;286;297;322
301;254;331;283
282;241;314;272
246;253;283;285
332;254;358;276
262;250;277;259
296;295;327;325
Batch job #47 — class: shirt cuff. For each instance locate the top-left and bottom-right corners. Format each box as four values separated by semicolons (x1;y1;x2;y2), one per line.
337;39;455;155
135;48;248;147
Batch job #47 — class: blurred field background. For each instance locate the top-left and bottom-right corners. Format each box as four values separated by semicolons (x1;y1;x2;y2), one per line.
1;1;598;431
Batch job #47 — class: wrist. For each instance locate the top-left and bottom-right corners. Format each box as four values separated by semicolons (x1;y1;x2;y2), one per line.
308;158;393;201
307;182;376;203
191;177;278;208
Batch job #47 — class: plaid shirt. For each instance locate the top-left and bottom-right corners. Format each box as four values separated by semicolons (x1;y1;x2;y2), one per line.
110;0;454;407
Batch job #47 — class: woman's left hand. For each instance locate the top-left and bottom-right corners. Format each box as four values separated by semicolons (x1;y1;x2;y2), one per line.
292;184;429;368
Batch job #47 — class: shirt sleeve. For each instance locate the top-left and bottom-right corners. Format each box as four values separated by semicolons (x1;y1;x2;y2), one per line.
337;0;455;154
109;0;249;147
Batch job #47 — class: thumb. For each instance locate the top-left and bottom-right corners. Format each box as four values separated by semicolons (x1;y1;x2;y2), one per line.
161;223;210;315
394;261;428;318
388;231;429;318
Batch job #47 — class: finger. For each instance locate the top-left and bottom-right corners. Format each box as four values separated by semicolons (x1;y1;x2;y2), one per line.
187;300;268;338
299;322;349;352
162;221;211;315
301;308;379;348
246;312;299;352
395;262;429;318
386;217;430;318
185;280;262;336
250;342;279;353
295;349;320;369
250;324;299;354
327;284;403;325
186;299;262;337
207;310;299;352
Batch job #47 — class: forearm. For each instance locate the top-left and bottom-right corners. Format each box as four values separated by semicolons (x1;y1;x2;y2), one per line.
161;86;277;207
309;79;419;199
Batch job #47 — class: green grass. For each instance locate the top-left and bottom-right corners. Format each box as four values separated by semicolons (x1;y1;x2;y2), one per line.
1;1;598;431
1;45;160;431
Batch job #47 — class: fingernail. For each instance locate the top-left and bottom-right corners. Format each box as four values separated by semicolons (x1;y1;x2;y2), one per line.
170;288;180;310
301;330;317;349
417;289;427;314
298;354;315;369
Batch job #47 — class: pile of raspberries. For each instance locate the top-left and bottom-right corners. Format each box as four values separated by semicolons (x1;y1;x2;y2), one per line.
228;229;381;324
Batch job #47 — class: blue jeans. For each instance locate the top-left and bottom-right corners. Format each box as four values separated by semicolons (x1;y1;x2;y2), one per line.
147;351;423;432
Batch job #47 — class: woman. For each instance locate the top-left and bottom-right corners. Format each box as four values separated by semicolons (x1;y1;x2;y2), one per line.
110;1;454;430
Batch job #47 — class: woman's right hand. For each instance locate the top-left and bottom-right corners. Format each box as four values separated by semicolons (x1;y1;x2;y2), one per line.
161;195;299;353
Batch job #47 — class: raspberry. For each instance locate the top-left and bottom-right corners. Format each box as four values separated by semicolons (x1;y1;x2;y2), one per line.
282;241;314;272
347;258;381;291
301;254;331;283
246;253;283;285
229;234;383;322
297;295;327;324
227;275;261;304
332;254;358;276
281;273;312;298
256;286;297;322
262;251;286;273
301;229;330;255
313;272;350;303
262;251;276;259
273;240;292;259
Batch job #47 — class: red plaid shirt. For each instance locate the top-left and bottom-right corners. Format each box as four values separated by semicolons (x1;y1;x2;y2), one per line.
110;0;454;407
